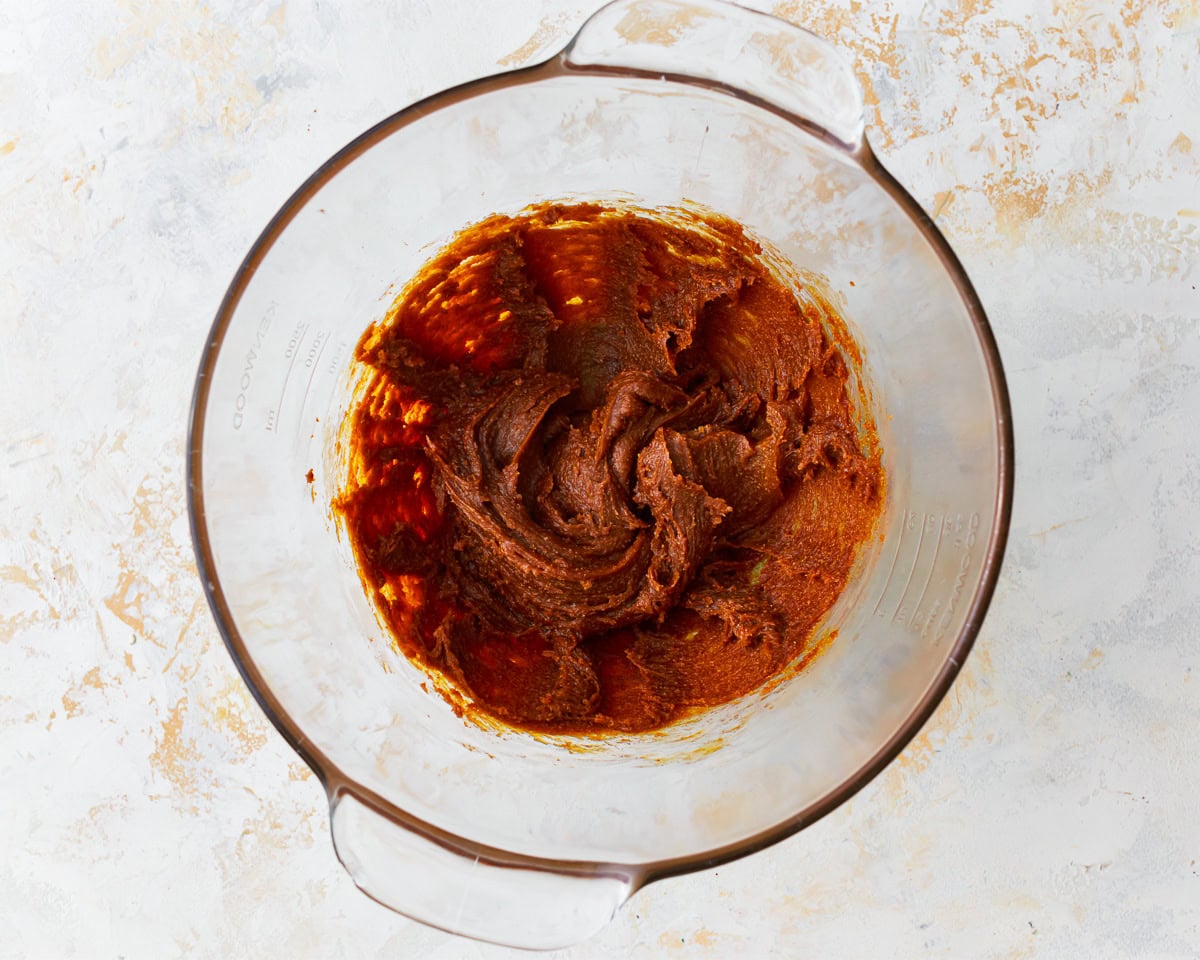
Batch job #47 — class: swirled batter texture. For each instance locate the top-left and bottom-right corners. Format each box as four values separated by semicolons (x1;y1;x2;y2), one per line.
338;203;882;734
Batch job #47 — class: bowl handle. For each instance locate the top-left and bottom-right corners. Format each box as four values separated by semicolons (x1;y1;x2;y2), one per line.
563;0;865;149
329;789;637;949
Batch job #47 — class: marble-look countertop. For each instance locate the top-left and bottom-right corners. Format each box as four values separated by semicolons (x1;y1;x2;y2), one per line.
2;0;1198;957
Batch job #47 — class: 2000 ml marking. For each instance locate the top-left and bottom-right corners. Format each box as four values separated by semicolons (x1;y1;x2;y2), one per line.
266;320;309;432
874;509;982;642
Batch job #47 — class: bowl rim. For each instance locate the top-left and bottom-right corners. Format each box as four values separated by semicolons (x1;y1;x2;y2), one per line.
187;54;1014;887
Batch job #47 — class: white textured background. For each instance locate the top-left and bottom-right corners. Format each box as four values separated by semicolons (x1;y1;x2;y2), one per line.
2;0;1198;957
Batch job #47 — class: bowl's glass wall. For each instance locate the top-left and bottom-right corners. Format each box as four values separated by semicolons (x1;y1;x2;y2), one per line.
198;73;1002;863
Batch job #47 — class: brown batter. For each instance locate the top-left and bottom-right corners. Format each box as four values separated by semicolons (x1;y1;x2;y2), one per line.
337;202;882;734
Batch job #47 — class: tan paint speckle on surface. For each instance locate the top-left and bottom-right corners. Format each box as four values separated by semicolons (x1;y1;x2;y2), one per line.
615;3;712;47
149;696;204;798
103;568;148;637
497;14;572;66
208;677;272;755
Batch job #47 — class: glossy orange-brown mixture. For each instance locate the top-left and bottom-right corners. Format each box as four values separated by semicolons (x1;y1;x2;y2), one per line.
337;203;882;734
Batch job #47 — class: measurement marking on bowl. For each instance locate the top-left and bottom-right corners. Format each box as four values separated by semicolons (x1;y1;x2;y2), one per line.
891;511;926;620
298;330;333;415
871;515;907;616
880;510;982;641
910;518;945;625
269;320;310;431
326;340;347;377
927;511;981;640
875;510;975;636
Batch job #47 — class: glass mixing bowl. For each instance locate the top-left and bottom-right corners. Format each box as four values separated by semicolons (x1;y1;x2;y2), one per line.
188;0;1013;948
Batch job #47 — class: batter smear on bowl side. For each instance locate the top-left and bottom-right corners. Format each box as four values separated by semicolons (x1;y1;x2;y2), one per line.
336;202;883;734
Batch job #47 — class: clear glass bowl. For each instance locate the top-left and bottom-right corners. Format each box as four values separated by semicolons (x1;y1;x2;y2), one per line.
188;0;1013;948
